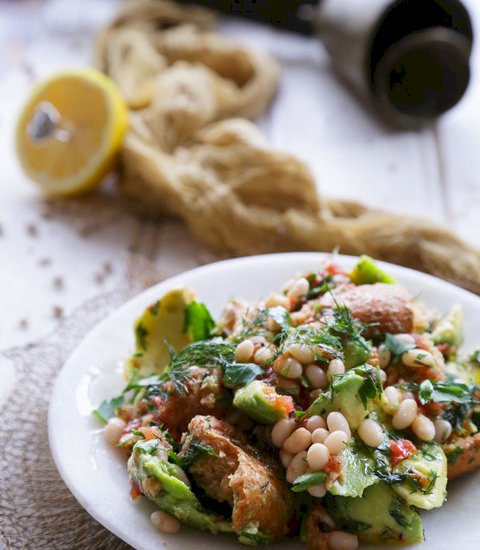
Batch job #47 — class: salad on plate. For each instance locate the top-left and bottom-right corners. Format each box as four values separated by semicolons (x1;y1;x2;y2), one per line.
94;256;480;550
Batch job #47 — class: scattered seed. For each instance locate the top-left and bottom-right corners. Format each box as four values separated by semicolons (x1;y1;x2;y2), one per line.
26;223;38;237
53;276;64;290
53;306;64;319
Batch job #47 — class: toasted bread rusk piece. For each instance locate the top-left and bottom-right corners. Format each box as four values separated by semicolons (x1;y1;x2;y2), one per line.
321;283;427;337
180;415;294;540
444;433;480;479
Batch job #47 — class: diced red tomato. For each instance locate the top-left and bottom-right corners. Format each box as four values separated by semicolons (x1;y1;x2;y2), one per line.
389;439;418;466
326;455;342;474
137;425;163;440
322;261;344;276
412;334;429;350
436;343;451;354
264;384;294;417
130;479;142;500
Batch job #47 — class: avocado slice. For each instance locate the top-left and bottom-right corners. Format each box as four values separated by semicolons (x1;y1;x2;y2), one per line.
432;304;464;350
328;439;377;498
349;256;395;285
128;438;233;535
327;482;424;545
126;287;196;379
233;380;294;424
306;366;382;429
392;441;447;510
343;338;371;369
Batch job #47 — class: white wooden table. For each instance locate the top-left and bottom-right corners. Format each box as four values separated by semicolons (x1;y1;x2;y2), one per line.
1;0;480;400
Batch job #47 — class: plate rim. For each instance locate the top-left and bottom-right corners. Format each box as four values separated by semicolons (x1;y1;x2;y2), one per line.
48;252;480;549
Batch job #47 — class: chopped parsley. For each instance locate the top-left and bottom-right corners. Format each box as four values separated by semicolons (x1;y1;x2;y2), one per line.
92;395;124;424
447;446;463;464
291;472;326;492
181;438;219;469
223;362;263;388
412;379;478;405
384;333;415;356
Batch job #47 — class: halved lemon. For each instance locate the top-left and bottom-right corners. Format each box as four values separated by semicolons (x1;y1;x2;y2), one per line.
16;68;128;196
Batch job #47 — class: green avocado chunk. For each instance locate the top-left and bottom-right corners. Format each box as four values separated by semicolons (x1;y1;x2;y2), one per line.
328;439;377;498
343;338;371;369
432;304;464;349
126;288;196;378
349;256;395;285
327;482;424;545
392;441;447;510
306;366;382;429
128;439;233;535
233;380;293;424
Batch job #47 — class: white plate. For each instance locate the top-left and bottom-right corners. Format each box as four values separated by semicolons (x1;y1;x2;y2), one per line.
49;253;480;550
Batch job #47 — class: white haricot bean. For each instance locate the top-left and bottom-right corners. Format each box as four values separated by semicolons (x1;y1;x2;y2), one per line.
307;483;327;498
288;343;314;365
271;418;296;448
378;344;392;368
265;293;290;309
305;364;328;389
401;349;436;368
305;415;327;432
358;418;384;448
395;333;416;347
307;443;330;471
280;449;294;468
312;428;330;444
434;418;453;443
412;415;436;441
234;339;254;363
328;358;345;379
327;412;351;438
283;427;312;454
103;417;126;445
278;357;303;379
287;277;310;300
328;530;359;550
392;398;418;430
151;510;181;534
286;450;308;483
253;346;274;365
276;376;300;393
383;386;402;413
324;430;349;455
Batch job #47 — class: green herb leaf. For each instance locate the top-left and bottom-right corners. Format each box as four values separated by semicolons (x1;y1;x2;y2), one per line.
291;472;326;492
135;322;149;351
223;362;263;387
389;498;411;527
92;395;124;424
447;446;463;464
136;439;159;455
184;301;215;342
181;438;219;469
384;333;415;356
408;379;477;405
124;374;163;391
307;274;336;299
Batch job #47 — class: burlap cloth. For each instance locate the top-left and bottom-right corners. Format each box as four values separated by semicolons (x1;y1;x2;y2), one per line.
0;255;165;550
94;0;480;296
